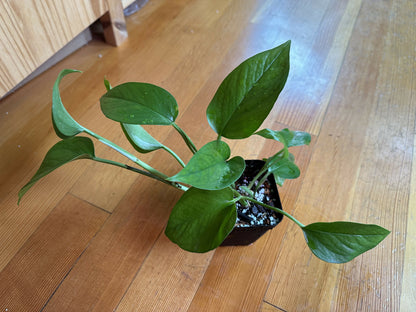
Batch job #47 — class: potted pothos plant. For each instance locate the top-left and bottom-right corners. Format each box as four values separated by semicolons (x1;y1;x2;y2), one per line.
18;41;390;263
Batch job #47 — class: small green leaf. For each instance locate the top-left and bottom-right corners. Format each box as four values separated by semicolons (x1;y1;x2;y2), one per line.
121;123;164;153
18;137;95;204
256;128;311;147
270;158;300;181
265;153;300;186
100;82;178;125
52;69;85;139
167;141;245;190
165;187;236;252
302;222;390;263
206;41;290;139
104;77;112;91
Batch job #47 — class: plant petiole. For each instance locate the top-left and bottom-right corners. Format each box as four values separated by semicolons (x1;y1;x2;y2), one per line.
255;173;270;193
172;122;198;154
83;128;168;180
247;166;268;190
93;156;188;191
162;146;186;167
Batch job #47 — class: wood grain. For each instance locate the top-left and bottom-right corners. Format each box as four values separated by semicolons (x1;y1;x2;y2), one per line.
400;135;416;310
251;0;361;135
264;0;415;311
115;235;213;312
0;0;128;97
101;0;127;46
0;0;414;311
43;181;183;311
0;194;108;312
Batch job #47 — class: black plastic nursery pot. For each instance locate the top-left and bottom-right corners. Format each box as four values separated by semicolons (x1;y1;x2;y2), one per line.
221;160;283;246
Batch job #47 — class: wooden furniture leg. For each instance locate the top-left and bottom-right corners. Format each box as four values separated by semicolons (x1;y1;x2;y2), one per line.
101;0;128;46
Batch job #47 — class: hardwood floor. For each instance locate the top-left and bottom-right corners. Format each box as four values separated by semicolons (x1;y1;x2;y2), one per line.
0;0;414;311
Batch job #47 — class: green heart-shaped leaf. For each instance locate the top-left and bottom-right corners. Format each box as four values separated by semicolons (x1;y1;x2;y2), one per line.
270;158;300;183
18;137;95;204
264;152;300;186
256;128;311;147
167;141;245;190
100;82;178;125
165;187;236;252
302;222;390;263
121;123;164;153
52;69;85;139
206;41;290;139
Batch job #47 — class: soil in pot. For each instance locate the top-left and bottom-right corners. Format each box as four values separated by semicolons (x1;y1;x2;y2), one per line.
221;160;283;246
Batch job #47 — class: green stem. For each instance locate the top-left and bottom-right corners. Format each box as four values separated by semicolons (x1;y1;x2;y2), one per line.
247;166;268;190
162;146;186;167
93;157;188;191
84;128;168;180
255;173;270;193
172;122;198;154
283;146;289;158
229;186;242;197
241;196;305;228
248;147;286;190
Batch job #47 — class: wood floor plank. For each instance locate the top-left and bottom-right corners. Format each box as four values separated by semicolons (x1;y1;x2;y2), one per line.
333;0;416;310
42;177;183;311
264;0;415;310
115;235;213;312
252;0;361;135
263;0;386;307
0;194;108;312
0;158;99;271
260;301;283;312
400;135;416;310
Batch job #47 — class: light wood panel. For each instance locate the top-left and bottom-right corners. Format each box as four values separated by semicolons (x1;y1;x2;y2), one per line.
0;0;126;98
0;0;414;311
102;0;128;46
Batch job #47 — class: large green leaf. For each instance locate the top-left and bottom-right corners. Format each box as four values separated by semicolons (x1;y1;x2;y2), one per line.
256;128;311;147
18;137;95;204
206;41;290;139
165;187;237;252
167;141;245;190
302;222;390;263
121;123;164;153
52;69;85;139
100;82;178;125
